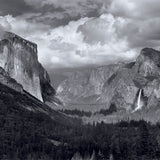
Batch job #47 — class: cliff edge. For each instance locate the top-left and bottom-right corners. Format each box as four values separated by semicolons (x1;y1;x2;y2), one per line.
0;32;56;102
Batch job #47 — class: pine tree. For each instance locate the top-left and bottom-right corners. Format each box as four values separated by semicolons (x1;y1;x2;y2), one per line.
137;121;149;157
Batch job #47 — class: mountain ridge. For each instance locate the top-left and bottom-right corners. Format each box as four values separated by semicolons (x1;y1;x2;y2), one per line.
57;48;160;116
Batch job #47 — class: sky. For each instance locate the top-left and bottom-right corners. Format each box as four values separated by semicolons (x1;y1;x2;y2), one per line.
1;0;160;72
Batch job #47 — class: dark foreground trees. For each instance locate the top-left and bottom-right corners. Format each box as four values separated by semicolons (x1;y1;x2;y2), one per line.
0;85;160;160
1;106;160;160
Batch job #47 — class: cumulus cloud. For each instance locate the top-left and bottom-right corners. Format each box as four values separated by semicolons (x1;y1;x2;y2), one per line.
37;11;160;69
78;14;127;45
0;15;50;36
0;14;136;69
38;14;137;69
1;0;160;71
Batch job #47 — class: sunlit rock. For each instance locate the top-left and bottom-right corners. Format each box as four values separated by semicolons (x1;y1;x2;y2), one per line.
0;32;55;102
57;48;160;113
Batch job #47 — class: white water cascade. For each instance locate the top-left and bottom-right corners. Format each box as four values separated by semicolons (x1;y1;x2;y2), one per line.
133;89;143;112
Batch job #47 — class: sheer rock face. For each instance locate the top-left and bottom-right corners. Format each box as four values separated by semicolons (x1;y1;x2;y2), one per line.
57;65;121;104
0;32;55;102
57;48;160;112
101;48;160;110
134;48;160;78
101;67;139;110
0;67;23;92
133;48;160;108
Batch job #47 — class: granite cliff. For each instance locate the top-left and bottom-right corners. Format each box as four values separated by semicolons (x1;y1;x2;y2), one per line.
0;66;23;92
57;64;122;105
0;32;56;102
57;48;160;113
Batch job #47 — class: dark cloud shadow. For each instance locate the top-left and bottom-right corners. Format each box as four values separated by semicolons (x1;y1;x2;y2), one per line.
0;0;34;16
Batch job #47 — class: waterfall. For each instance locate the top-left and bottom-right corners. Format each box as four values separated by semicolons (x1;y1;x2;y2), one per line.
133;89;143;112
137;89;142;109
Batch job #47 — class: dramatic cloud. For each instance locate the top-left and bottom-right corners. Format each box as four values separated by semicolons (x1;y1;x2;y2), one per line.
48;14;137;66
23;0;160;21
1;0;160;71
0;15;50;36
24;0;110;18
109;0;160;19
0;14;136;69
0;0;32;16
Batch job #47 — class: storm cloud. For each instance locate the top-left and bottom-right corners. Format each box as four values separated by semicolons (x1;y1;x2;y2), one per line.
1;0;160;70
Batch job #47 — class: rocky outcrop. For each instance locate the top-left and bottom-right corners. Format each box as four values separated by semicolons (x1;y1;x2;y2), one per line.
57;48;160;113
57;64;122;104
133;48;160;108
0;32;55;102
0;67;23;92
101;67;139;110
101;48;160;111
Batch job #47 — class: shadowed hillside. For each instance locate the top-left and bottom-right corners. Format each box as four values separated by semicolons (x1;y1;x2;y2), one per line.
1;82;160;160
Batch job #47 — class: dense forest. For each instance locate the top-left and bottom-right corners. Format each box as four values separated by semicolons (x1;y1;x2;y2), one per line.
59;103;117;118
1;101;160;159
1;84;160;160
94;103;117;116
59;109;92;117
